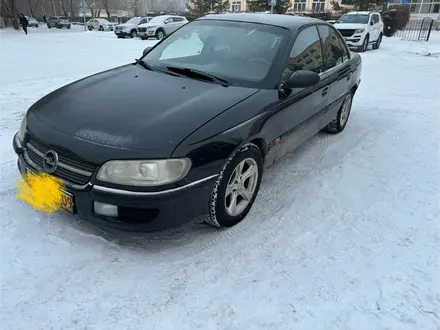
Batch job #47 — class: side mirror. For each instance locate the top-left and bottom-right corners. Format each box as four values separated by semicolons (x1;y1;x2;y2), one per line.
370;21;374;25
143;46;152;56
282;70;320;89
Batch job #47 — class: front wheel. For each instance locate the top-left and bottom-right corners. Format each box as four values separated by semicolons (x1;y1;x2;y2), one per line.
99;26;104;31
156;29;165;40
359;35;369;52
206;143;263;228
324;92;353;134
47;24;51;29
130;29;137;38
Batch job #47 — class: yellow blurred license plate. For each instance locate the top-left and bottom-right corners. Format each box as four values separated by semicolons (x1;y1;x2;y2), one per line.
25;168;75;213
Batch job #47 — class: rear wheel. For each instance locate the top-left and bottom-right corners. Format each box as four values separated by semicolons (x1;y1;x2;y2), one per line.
99;26;104;31
88;25;93;31
206;143;263;228
130;29;137;38
372;33;382;50
47;24;51;29
324;92;353;134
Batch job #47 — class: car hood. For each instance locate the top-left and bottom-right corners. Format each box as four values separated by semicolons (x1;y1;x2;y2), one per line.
138;23;158;28
333;23;367;30
28;64;259;153
116;23;135;28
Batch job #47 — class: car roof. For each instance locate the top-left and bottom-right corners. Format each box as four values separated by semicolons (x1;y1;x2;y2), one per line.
345;11;373;15
198;13;321;30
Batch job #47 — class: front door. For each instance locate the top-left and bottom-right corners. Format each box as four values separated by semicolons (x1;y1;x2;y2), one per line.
317;24;351;119
277;25;330;159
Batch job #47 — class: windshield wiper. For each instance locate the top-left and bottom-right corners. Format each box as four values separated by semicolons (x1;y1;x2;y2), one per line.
166;66;230;87
136;59;154;71
136;60;182;77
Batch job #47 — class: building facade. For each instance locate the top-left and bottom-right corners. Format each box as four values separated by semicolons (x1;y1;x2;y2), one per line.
388;0;440;18
228;0;336;12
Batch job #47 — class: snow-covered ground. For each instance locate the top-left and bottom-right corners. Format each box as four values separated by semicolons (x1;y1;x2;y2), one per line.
1;26;439;330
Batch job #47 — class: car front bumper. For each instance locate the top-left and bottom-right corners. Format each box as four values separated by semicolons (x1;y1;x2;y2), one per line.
138;29;156;38
114;30;131;37
13;133;217;232
343;35;365;48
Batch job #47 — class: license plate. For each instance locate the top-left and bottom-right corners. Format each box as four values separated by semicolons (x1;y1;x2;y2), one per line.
61;191;74;213
25;168;75;213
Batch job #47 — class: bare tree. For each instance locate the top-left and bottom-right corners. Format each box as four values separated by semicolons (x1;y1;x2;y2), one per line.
165;0;180;12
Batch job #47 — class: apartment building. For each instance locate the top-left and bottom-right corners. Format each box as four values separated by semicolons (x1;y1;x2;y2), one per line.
228;0;336;12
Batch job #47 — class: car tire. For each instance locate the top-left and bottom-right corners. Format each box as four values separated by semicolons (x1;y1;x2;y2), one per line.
206;143;263;228
99;26;104;31
130;29;137;38
359;34;369;52
324;92;353;134
67;26;70;29
47;24;51;29
88;25;93;31
156;29;165;40
372;33;382;50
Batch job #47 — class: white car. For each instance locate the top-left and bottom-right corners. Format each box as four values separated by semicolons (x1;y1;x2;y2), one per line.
333;11;384;52
87;18;116;31
26;16;38;27
137;15;188;40
114;17;152;38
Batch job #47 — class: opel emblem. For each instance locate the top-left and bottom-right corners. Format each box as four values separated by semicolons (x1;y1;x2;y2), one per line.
42;150;59;173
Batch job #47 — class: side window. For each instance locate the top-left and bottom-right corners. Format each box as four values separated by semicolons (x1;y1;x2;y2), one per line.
371;14;378;24
173;17;184;22
317;25;344;71
140;18;149;25
164;18;173;24
282;25;323;84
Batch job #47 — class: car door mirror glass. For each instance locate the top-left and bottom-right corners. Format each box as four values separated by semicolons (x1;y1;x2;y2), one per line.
143;46;153;56
282;70;320;89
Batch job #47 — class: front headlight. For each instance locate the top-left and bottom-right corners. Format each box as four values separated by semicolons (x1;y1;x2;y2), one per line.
97;158;192;186
18;115;27;142
355;29;365;34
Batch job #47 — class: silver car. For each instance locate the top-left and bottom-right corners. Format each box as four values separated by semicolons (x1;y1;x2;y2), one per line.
47;16;71;29
137;15;188;40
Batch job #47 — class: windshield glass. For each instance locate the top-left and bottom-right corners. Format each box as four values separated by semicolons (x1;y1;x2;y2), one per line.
337;14;370;24
127;17;141;25
142;20;287;87
148;16;164;24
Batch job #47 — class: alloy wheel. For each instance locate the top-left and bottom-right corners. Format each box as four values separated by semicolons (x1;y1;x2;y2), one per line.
224;158;259;217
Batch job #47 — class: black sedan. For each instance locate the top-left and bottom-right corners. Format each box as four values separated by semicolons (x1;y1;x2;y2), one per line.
13;14;362;232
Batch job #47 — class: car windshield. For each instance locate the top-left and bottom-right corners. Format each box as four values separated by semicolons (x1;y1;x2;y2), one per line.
148;16;164;24
142;20;287;88
126;17;141;25
337;14;370;24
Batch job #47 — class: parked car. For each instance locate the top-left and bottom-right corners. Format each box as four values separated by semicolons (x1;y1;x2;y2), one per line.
87;18;116;31
13;14;362;232
26;16;39;27
137;15;188;40
47;16;71;29
114;17;152;38
333;11;384;52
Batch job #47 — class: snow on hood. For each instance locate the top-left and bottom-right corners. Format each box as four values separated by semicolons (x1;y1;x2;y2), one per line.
116;23;135;28
333;23;367;30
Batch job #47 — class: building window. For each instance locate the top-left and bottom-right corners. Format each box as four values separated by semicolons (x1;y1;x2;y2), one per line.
232;1;242;12
312;0;325;12
293;0;306;12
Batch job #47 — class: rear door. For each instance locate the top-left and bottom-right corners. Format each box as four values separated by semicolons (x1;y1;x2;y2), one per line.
317;24;352;120
277;24;330;159
172;17;187;31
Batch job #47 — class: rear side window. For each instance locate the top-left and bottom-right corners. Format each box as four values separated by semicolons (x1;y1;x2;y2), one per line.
317;25;345;71
173;17;185;22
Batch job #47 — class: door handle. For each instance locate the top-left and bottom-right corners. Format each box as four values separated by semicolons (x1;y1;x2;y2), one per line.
347;73;352;81
322;87;329;97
